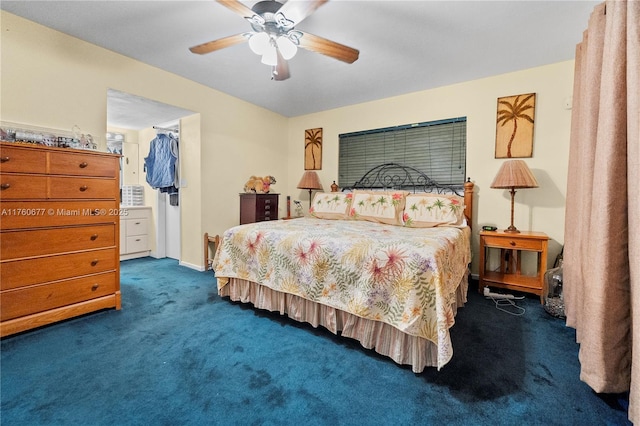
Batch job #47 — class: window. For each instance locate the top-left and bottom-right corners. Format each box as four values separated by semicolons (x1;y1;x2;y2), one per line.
338;117;466;187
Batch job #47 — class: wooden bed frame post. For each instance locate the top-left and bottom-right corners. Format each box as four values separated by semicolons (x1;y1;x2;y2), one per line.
464;178;474;229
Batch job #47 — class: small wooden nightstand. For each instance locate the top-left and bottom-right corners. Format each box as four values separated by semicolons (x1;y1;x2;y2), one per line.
479;230;549;303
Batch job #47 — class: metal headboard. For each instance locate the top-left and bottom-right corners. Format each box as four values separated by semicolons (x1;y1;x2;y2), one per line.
341;162;465;196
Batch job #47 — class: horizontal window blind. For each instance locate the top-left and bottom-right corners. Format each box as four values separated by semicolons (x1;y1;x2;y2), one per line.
339;117;466;187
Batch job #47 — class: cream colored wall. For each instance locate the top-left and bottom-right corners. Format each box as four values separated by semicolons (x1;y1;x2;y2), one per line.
2;11;572;273
1;11;289;269
287;62;574;274
178;114;202;267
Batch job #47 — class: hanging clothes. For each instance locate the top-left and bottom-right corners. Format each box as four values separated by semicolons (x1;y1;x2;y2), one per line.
144;133;179;192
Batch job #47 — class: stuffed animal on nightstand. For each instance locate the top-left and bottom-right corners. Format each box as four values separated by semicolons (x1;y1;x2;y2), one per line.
243;175;276;193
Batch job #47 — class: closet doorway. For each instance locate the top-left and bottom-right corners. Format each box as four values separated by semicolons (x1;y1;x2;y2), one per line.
107;89;194;263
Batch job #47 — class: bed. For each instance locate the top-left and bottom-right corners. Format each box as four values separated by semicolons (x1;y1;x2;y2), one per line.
213;163;474;372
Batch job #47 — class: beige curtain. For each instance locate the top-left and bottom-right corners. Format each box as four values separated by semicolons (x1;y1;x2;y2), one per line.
564;1;639;423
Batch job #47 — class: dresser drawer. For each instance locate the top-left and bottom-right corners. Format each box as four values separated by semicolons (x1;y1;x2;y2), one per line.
0;271;117;321
48;177;117;199
257;211;276;221
482;235;544;251
49;151;117;178
1;248;117;290
0;145;46;173
0;200;118;229
126;234;149;253
1;224;115;259
125;218;148;236
0;174;47;199
122;206;151;220
256;196;278;211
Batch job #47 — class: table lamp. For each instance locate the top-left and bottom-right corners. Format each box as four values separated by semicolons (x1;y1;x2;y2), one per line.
297;171;323;209
490;160;538;233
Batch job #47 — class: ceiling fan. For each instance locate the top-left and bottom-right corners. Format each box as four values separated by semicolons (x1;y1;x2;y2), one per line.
189;0;359;81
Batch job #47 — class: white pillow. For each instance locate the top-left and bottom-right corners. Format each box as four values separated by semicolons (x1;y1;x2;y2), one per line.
309;192;351;220
349;190;408;226
403;193;465;227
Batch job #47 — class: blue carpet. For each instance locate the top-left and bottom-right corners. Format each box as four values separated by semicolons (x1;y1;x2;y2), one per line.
1;257;630;425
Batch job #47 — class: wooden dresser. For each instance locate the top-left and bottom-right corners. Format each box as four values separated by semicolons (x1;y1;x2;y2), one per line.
0;141;121;337
239;193;279;224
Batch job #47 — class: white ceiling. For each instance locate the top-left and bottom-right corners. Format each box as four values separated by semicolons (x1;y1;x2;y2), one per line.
106;89;196;130
2;0;597;127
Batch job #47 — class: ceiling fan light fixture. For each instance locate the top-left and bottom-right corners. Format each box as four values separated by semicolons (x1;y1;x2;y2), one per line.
248;32;270;55
261;44;278;66
276;36;297;60
189;0;359;80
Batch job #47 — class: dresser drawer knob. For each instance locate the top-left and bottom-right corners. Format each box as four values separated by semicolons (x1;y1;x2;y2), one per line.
79;162;88;168
0;156;9;163
91;259;99;266
80;185;88;192
509;241;516;246
90;234;98;240
0;183;10;190
91;283;99;291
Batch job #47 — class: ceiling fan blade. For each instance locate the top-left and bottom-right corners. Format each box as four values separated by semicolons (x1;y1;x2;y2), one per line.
298;32;359;64
189;33;247;55
273;48;290;81
215;0;255;18
277;0;328;25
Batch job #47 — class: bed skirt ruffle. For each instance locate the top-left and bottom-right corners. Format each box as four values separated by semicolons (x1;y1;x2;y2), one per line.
218;275;468;373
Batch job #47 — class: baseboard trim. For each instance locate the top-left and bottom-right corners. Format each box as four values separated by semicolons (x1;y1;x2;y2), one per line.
179;260;204;272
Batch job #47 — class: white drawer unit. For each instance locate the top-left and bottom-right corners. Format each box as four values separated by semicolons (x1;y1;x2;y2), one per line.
120;206;152;260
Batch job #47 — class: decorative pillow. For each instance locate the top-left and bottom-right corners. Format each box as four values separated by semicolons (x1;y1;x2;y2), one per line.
349;190;408;225
309;192;352;219
403;193;465;228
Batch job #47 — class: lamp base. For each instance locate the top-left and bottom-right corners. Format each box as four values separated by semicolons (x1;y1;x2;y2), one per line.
504;189;520;233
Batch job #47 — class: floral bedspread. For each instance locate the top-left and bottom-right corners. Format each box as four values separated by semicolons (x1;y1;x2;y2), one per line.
214;218;471;367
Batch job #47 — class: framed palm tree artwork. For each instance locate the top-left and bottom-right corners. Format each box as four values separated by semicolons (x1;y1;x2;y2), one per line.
304;128;323;170
495;93;536;158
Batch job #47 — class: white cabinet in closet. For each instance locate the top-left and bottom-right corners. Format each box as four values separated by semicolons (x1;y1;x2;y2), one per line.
120;206;151;260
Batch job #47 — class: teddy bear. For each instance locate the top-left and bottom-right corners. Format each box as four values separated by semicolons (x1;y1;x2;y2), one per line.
243;175;276;193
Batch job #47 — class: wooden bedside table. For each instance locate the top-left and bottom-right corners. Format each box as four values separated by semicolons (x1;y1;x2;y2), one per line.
479;230;549;303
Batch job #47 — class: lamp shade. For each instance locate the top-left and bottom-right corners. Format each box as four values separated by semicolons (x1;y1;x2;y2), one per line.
276;36;297;60
297;171;323;209
297;171;323;190
249;32;270;55
490;160;539;189
261;44;278;66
